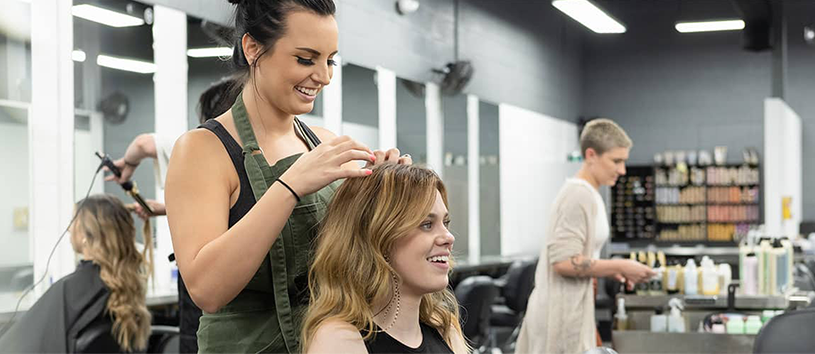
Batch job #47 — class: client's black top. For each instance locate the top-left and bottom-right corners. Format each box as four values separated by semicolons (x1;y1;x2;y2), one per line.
363;323;454;354
0;260;127;353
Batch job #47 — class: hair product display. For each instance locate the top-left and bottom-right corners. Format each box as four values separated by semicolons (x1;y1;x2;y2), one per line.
612;167;656;239
614;163;760;243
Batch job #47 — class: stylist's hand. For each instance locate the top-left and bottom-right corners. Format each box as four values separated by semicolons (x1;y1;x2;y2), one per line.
367;148;413;167
127;200;166;221
281;135;375;196
103;158;136;184
617;260;656;284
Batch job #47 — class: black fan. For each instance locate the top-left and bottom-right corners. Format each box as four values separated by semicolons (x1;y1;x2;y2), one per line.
97;91;129;125
433;60;474;96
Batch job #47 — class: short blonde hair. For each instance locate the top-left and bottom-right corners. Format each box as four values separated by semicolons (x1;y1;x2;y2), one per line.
580;118;632;157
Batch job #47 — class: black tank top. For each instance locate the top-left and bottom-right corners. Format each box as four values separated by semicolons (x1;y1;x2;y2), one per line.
363;323;454;354
198;119;256;227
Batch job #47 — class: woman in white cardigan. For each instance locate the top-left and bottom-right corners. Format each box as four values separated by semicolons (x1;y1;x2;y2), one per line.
516;119;655;354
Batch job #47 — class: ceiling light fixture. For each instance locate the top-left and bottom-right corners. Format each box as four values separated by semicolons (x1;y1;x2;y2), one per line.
187;47;233;58
675;20;745;33
552;0;626;34
72;4;145;28
97;55;156;74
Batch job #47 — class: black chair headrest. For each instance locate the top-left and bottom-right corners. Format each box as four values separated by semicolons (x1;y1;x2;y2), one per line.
74;316;123;353
754;308;815;353
455;276;499;344
503;260;537;313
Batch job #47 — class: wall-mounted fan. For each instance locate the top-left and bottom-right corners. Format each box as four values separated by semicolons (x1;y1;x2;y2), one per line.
97;91;130;125
433;60;473;96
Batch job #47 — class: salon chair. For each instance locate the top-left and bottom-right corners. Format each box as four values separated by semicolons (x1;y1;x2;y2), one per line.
455;275;499;353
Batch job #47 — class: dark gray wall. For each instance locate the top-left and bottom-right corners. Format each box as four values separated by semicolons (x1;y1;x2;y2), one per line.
152;0;585;123
582;0;814;221
459;0;584;122
583;1;770;167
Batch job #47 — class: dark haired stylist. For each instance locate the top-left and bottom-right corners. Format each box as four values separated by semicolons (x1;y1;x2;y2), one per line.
165;0;409;352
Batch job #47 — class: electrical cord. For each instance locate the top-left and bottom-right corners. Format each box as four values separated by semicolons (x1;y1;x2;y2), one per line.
0;163;104;338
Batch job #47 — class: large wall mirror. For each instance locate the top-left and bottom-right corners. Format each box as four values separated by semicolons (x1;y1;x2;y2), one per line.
443;93;469;259
0;0;33;312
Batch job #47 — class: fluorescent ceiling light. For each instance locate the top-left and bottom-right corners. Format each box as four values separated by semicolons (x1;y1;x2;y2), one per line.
187;47;233;58
72;50;86;62
552;0;625;34
97;55;156;74
675;20;745;33
72;4;145;28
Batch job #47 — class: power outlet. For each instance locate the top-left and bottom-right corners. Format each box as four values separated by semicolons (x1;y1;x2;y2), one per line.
13;207;28;230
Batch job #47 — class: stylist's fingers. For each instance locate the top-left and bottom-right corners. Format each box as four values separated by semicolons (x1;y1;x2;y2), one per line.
372;150;386;165
397;154;412;165
336;150;377;166
383;148;401;163
336;167;373;179
614;274;626;283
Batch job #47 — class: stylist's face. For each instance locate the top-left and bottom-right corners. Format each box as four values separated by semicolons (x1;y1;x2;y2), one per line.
243;11;338;116
589;147;629;186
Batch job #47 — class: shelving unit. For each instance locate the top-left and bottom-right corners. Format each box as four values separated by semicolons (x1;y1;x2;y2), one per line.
612;164;761;244
611;166;656;240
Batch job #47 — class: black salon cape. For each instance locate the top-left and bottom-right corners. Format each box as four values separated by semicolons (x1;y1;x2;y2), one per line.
0;260;121;353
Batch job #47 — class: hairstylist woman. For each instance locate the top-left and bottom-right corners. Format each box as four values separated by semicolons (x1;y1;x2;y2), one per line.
165;1;408;352
515;119;655;354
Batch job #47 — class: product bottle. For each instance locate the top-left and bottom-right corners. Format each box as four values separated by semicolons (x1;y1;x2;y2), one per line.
666;260;681;295
667;298;686;333
745;315;763;335
726;315;745;334
768;240;779;296
684;259;698;295
780;239;793;294
758;240;771;295
650;259;665;295
650;307;667;332
614;297;628;331
701;256;719;296
718;263;732;296
743;252;758;295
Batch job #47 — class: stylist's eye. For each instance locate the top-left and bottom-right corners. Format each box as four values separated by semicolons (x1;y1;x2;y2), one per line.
443;219;451;228
420;222;432;231
328;59;337;67
296;56;315;66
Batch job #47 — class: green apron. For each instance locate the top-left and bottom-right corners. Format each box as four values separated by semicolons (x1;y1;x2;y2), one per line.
196;95;339;353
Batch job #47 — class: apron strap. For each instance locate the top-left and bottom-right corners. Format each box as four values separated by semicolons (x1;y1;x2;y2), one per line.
230;94;300;352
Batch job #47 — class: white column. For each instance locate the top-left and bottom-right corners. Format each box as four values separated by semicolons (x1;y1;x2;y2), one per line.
376;66;396;151
30;0;75;296
425;83;444;179
152;5;188;296
467;95;480;261
323;55;343;135
763;98;802;238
